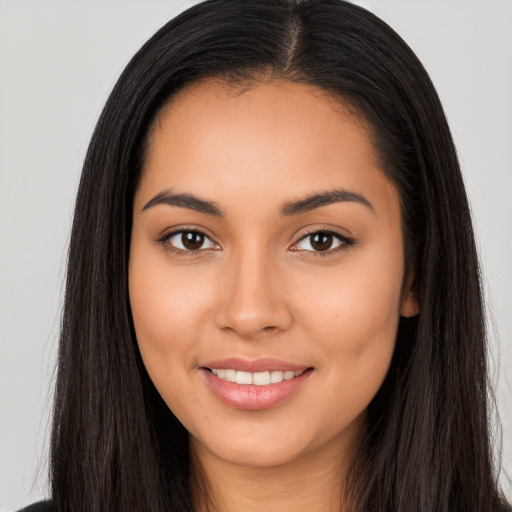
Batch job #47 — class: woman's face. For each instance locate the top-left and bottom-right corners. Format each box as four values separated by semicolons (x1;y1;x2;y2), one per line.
129;79;417;469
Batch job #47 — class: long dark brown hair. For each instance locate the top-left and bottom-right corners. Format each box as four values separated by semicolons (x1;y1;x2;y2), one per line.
50;0;510;510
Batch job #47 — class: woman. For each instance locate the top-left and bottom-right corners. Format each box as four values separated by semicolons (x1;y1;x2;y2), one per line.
20;0;510;510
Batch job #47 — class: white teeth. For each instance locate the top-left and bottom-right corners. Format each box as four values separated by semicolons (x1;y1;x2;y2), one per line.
224;369;236;383
270;371;284;383
253;371;271;386
235;371;253;385
210;368;306;385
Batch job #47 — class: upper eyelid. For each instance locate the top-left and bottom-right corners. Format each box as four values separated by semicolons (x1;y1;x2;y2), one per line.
158;225;353;250
291;229;352;250
158;226;348;238
296;227;350;239
158;228;219;255
157;225;216;243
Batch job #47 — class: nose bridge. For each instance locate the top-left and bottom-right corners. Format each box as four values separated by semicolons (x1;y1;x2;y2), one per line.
215;239;291;337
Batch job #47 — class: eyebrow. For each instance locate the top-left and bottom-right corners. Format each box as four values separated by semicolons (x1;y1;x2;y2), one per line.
142;189;223;216
280;188;373;216
142;187;373;216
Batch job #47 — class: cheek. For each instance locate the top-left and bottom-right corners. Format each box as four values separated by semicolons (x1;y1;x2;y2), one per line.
292;245;403;388
128;250;214;420
131;277;208;339
301;259;402;316
128;241;213;379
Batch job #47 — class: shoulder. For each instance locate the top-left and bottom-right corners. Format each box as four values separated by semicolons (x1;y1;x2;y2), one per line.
16;501;52;512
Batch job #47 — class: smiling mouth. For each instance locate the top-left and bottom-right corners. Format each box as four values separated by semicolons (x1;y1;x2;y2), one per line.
201;364;314;410
206;368;308;386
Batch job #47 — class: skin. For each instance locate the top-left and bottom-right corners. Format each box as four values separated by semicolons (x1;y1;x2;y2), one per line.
129;78;418;511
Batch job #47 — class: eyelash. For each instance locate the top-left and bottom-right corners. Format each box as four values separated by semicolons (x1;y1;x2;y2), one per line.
291;228;356;256
156;227;219;257
156;227;356;257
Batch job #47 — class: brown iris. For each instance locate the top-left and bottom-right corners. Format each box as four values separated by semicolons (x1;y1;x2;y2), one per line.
310;233;334;251
181;231;204;250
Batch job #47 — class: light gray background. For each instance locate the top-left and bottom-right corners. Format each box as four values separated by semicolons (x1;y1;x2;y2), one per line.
1;1;511;510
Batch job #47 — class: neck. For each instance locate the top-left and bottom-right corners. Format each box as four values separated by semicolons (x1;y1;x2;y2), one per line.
190;423;363;512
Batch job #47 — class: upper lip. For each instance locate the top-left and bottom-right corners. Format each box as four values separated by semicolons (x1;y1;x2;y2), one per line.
200;357;311;373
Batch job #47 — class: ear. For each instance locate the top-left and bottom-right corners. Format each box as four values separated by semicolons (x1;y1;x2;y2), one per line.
400;271;419;317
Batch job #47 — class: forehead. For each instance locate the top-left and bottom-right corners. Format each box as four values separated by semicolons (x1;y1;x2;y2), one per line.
149;77;371;153
136;78;398;220
156;77;356;121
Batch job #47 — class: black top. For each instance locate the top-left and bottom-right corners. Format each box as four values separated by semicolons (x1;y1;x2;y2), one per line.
16;497;512;512
17;502;52;512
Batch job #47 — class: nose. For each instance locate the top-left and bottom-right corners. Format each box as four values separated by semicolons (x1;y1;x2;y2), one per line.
214;245;293;339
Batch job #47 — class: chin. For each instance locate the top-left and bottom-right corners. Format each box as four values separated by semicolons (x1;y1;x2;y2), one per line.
192;433;309;468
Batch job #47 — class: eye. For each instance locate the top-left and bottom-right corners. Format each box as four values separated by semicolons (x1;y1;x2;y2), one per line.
162;230;219;252
292;231;353;253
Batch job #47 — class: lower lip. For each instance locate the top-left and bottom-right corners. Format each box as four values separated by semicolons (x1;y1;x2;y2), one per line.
202;368;313;411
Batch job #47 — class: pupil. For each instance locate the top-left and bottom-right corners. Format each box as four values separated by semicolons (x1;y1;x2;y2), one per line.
311;233;333;251
182;232;204;250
